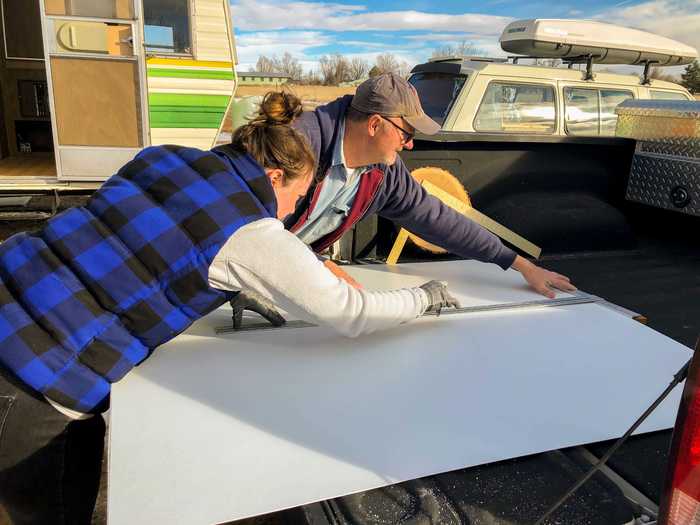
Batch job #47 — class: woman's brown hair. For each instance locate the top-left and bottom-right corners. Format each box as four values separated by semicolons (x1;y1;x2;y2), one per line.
230;91;314;183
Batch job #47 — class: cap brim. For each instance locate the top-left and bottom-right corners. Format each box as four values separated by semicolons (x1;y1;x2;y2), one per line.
405;113;441;135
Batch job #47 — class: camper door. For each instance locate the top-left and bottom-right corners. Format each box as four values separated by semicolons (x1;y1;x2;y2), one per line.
41;0;148;180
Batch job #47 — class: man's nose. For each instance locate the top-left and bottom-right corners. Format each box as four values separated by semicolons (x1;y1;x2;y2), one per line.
403;139;414;150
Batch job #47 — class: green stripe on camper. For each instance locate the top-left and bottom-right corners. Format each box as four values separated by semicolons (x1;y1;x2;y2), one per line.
149;93;230;108
148;94;230;129
147;68;235;80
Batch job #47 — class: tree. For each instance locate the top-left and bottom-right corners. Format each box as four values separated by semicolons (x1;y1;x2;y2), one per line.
301;69;323;85
375;53;400;75
349;57;369;81
681;60;700;93
254;53;302;80
431;40;487;59
255;55;275;73
319;54;351;85
272;52;303;81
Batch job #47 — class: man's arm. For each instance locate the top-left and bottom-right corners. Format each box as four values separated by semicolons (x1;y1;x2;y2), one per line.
376;158;517;270
376;159;576;297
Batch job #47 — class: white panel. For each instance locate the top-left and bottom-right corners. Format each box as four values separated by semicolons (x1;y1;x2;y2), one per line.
109;260;690;525
193;0;226;17
193;0;232;62
147;76;233;93
150;128;216;150
58;147;139;180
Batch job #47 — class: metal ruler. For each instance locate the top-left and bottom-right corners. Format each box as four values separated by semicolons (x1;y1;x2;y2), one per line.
215;293;601;335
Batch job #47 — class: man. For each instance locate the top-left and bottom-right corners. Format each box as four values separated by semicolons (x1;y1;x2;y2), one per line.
285;72;575;298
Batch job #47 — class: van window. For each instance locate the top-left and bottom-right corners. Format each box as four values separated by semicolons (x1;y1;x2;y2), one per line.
565;88;633;137
143;0;191;55
408;72;468;126
473;82;556;134
650;90;691;101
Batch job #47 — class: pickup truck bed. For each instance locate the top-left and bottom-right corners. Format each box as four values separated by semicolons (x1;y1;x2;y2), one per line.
0;146;695;525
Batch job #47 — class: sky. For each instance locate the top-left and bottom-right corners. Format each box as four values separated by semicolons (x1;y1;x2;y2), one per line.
229;0;700;76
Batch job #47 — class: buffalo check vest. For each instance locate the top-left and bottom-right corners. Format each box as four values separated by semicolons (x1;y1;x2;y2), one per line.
0;145;276;413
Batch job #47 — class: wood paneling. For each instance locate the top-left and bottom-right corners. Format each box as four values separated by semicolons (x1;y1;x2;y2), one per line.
0;153;56;177
50;57;142;147
3;0;44;59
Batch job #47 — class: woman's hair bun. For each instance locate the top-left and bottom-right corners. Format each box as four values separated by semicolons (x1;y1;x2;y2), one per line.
254;91;303;126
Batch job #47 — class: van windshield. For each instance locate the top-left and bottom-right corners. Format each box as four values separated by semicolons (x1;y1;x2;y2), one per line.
408;72;468;126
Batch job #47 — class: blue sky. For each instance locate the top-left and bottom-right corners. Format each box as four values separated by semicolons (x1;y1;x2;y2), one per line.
230;0;699;75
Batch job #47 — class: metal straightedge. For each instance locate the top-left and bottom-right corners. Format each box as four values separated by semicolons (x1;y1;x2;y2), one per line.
215;292;602;334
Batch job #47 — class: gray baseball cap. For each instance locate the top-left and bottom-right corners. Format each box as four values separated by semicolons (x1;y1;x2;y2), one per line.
350;73;441;135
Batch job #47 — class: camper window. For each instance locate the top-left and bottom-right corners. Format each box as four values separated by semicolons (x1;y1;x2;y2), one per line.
143;0;191;55
473;82;556;133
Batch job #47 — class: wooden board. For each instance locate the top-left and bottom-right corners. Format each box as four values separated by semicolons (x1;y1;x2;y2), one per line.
50;57;142;147
0;154;56;178
109;260;690;525
2;0;44;59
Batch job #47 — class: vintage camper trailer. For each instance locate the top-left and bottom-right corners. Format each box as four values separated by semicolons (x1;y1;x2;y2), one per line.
0;0;236;190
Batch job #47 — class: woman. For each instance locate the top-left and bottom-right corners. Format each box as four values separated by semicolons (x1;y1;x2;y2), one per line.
0;92;457;524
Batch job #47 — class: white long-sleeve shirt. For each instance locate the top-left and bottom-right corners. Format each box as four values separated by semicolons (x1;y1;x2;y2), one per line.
208;218;429;338
52;217;429;419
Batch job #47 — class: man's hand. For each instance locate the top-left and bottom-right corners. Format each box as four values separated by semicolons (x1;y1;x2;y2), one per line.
511;255;577;299
419;280;461;314
229;290;286;330
323;260;363;289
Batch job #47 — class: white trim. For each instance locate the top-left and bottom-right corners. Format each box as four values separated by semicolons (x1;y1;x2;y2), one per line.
146;76;233;91
46;51;138;62
132;0;151;147
44;15;136;24
190;0;198;59
39;0;63;180
58;146;141;181
148;87;233;95
214;0;238;150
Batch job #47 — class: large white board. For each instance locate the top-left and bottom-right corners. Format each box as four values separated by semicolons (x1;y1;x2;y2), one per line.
109;261;690;525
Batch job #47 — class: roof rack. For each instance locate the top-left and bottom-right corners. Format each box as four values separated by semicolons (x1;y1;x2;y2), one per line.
507;54;660;84
428;55;508;64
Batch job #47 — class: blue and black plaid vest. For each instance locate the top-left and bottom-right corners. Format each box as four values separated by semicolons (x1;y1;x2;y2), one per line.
0;145;276;413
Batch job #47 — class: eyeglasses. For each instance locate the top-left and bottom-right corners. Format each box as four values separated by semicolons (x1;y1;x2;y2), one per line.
380;116;415;145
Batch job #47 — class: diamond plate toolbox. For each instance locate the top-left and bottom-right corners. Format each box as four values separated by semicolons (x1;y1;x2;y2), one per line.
616;99;700;216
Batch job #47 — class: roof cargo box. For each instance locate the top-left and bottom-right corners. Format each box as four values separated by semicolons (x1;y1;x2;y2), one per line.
500;19;698;66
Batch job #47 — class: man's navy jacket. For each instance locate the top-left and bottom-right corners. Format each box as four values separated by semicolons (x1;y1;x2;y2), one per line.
0;145;276;413
287;95;517;269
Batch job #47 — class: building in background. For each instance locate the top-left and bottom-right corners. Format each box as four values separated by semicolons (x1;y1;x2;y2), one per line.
236;71;291;86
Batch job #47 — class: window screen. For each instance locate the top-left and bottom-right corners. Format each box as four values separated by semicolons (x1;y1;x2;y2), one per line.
474;82;555;133
143;0;191;55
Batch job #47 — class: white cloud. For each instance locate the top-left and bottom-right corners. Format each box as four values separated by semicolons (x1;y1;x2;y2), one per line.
231;0;511;34
235;31;331;70
594;0;700;55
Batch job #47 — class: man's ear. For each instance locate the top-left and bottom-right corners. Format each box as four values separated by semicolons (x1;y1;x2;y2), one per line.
367;114;382;137
265;168;284;187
